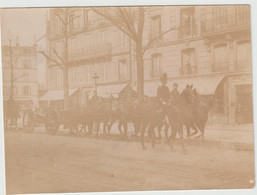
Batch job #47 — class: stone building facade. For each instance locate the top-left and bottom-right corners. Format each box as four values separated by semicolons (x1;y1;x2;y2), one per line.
2;40;38;109
43;5;252;124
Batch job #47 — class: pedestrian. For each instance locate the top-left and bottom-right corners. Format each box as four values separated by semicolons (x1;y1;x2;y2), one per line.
185;60;192;74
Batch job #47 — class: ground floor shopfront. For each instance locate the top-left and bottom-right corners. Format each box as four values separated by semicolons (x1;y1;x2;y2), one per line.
39;72;253;125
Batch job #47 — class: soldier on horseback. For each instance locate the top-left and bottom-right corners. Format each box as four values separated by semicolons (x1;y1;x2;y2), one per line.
170;83;180;102
157;73;170;104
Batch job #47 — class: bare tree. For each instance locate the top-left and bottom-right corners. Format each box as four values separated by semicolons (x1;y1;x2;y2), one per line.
39;8;70;110
92;7;175;102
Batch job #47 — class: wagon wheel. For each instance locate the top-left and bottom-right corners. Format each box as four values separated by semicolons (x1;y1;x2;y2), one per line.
45;110;59;134
23;110;36;133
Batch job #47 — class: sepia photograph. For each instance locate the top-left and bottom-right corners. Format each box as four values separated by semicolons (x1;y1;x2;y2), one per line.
0;2;256;195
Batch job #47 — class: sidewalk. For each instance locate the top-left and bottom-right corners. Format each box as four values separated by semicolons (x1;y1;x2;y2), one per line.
198;124;254;150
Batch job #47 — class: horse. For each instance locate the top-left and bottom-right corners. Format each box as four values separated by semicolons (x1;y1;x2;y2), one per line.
184;88;215;140
107;86;139;140
166;84;198;153
136;96;169;149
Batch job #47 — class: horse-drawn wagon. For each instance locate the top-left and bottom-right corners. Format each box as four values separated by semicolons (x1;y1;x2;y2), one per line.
23;107;84;135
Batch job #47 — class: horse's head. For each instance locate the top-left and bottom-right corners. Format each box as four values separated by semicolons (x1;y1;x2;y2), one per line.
181;84;196;104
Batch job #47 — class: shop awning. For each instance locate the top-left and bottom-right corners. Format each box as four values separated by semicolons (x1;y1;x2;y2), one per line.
88;83;128;98
134;76;225;97
39;88;78;101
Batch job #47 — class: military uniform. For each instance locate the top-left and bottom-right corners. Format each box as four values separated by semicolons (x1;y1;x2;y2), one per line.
170;89;180;101
157;85;170;103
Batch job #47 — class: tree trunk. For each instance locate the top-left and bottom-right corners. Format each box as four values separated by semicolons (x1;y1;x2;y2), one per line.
63;68;69;111
136;42;144;102
63;8;69;111
136;7;145;103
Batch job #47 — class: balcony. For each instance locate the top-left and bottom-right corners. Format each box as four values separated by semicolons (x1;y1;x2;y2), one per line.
234;60;252;72
69;43;112;62
201;11;250;35
212;62;229;72
179;65;198;75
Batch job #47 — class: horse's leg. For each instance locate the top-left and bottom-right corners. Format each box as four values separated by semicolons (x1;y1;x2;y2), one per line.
186;125;191;137
95;122;100;139
157;123;162;140
196;121;205;140
169;124;177;152
140;123;147;150
123;122;128;141
118;121;124;138
107;116;115;136
164;124;170;144
177;125;187;154
148;123;155;148
133;121;139;136
190;123;199;136
87;120;93;136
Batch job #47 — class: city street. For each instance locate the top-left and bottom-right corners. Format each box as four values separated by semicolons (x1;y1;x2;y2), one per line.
4;127;255;194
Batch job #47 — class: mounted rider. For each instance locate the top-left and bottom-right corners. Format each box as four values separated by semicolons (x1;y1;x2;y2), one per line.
157;72;170;104
170;82;180;102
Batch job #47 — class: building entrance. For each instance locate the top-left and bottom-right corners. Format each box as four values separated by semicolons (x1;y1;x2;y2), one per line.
235;84;253;124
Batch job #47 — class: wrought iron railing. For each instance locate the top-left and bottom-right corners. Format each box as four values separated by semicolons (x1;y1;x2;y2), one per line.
201;11;250;34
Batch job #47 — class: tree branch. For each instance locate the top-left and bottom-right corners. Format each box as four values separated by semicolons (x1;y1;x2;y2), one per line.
117;8;137;39
38;51;64;70
57;14;66;26
53;48;65;65
91;8;137;41
142;27;176;55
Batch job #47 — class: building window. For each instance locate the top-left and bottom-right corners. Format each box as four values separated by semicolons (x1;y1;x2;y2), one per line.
82;65;90;84
84;9;88;26
55;15;63;35
22;60;31;68
70;67;77;83
88;10;104;26
181;7;195;38
181;48;196;75
69;9;84;31
68;38;75;59
23;86;31;96
13;86;18;96
56;70;62;86
215;84;224;114
50;70;57;87
56;41;63;59
118;59;128;81
151;54;161;78
236;40;251;72
3;87;7;96
105;63;118;82
23;73;29;81
151;15;161;40
213;44;229;72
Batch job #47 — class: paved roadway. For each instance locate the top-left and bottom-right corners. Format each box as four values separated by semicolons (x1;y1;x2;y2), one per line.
4;128;255;194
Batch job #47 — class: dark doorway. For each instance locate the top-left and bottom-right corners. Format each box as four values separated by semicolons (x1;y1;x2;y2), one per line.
235;84;253;124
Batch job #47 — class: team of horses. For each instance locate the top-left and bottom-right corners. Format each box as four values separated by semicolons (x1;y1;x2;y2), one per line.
74;84;214;153
3;84;214;153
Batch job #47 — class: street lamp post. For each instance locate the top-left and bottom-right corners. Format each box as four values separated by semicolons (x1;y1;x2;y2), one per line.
92;73;99;96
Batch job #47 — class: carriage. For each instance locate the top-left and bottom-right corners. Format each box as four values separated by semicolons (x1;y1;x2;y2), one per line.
23;107;84;135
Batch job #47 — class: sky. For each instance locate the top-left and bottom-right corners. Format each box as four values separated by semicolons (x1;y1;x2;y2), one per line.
1;8;48;84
